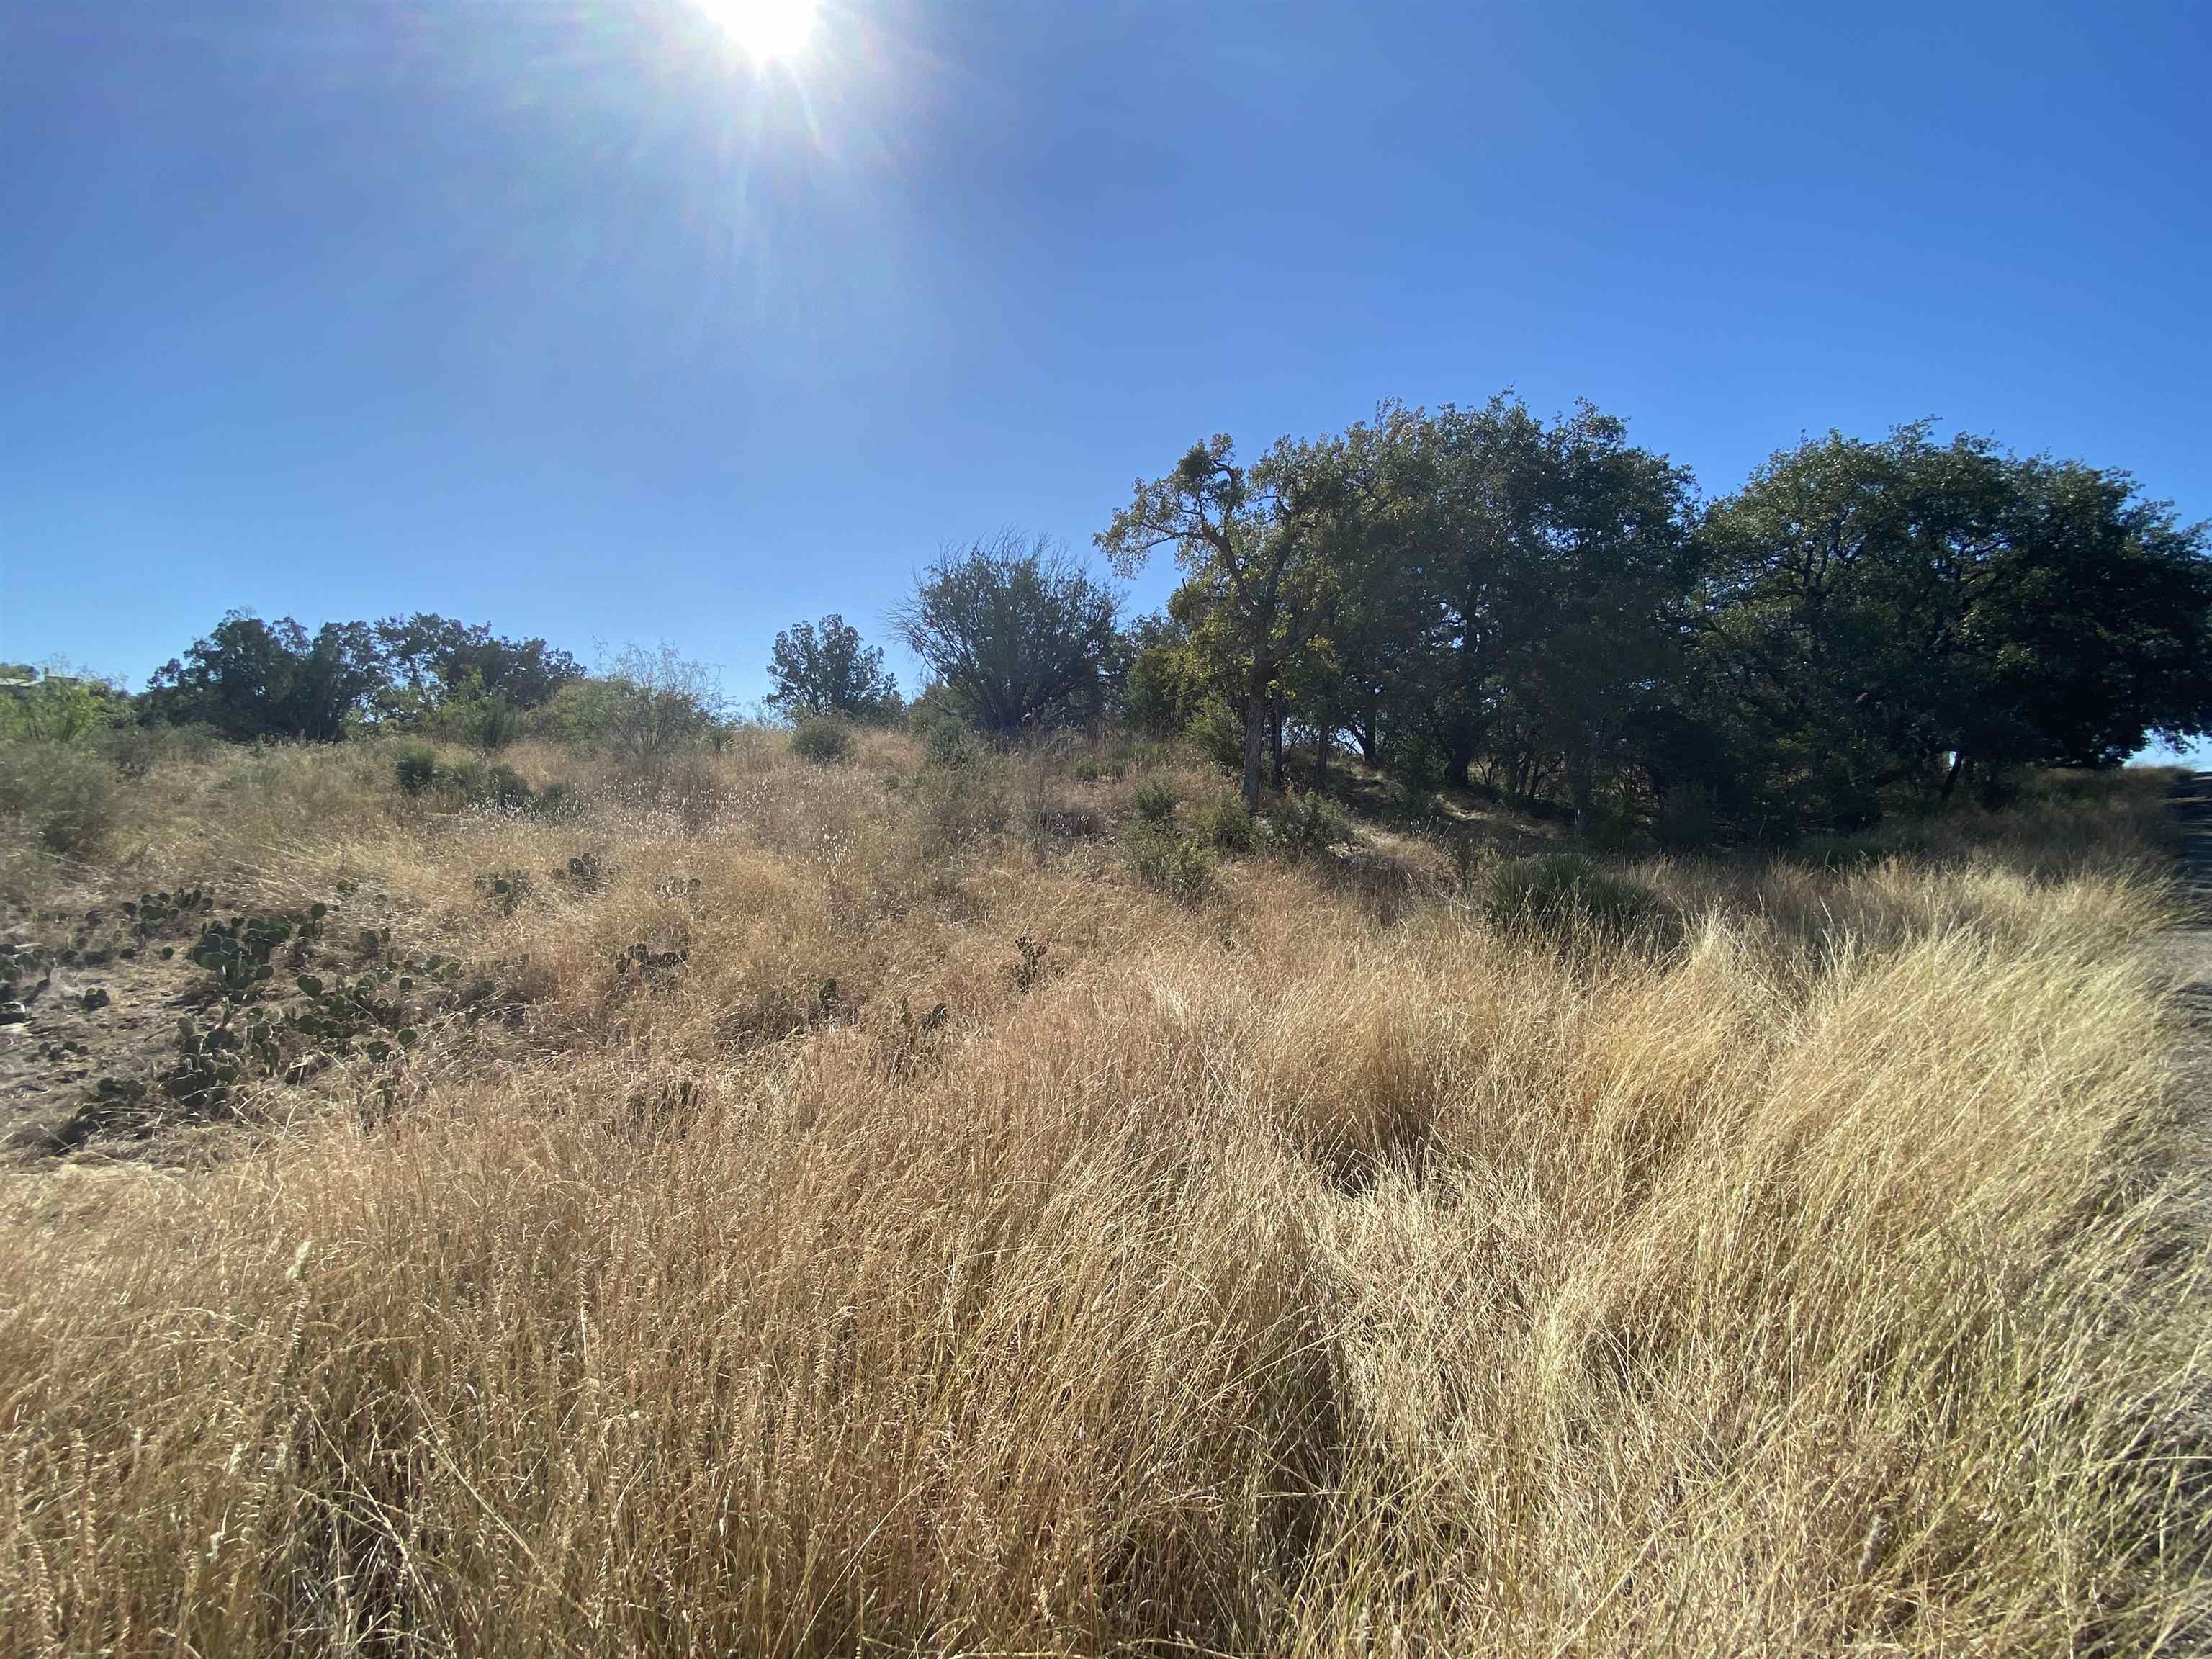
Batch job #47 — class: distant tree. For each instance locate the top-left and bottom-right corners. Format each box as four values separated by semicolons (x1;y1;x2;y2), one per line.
1697;426;2212;824
374;614;583;713
144;613;385;742
891;533;1120;734
765;613;899;721
1099;436;1365;809
597;643;726;782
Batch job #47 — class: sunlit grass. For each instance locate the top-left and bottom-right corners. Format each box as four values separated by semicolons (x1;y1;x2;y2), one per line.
0;739;2205;1653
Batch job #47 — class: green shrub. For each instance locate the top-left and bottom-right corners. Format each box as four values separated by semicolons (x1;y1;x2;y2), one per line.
1269;789;1351;858
921;718;978;771
1124;824;1213;905
912;752;1008;845
1195;791;1256;854
395;743;439;796
791;715;853;764
479;764;533;810
0;742;123;860
531;780;586;821
1133;775;1180;824
1485;851;1660;943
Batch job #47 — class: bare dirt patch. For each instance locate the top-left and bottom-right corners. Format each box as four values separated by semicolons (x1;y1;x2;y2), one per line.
0;903;208;1157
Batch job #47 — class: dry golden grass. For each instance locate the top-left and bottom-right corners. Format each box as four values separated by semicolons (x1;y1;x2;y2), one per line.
1;740;2207;1654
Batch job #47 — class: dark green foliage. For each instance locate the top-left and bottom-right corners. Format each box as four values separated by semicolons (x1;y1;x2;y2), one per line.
791;714;854;764
1195;791;1256;853
374;613;583;715
395;743;439;795
1124;824;1213;904
144;612;386;742
1098;397;2210;841
120;907;509;1131
478;764;533;810
1485;853;1660;942
766;615;899;721
1133;775;1179;823
893;533;1121;734
1269;790;1351;858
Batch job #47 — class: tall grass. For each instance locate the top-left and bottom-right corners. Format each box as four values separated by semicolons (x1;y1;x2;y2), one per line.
1;742;2206;1654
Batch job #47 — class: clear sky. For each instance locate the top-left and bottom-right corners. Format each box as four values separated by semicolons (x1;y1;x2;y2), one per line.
4;0;2208;725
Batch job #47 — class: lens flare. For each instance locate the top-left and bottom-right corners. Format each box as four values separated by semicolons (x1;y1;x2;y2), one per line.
691;0;817;63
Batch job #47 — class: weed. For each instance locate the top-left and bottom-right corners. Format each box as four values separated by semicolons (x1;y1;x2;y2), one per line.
1125;823;1213;904
791;715;853;764
1133;775;1180;823
1486;851;1662;942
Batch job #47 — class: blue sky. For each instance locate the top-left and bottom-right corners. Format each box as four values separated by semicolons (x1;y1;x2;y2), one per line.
4;0;2208;737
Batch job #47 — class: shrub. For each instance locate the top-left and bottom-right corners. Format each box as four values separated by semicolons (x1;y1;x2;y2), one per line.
791;715;853;765
531;780;586;821
395;743;439;796
920;717;978;771
1269;789;1351;858
1133;775;1179;824
0;742;123;860
479;764;533;810
1124;823;1213;905
1485;851;1660;942
1195;791;1256;854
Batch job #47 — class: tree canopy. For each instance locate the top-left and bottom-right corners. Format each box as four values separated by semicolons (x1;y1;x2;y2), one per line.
765;614;899;721
892;534;1120;735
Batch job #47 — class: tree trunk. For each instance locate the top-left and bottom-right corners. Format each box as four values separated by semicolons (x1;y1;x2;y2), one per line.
1269;698;1285;791
1241;688;1267;811
1938;750;1966;804
1444;730;1478;793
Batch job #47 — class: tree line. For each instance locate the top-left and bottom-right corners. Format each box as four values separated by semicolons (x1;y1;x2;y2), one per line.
14;393;2206;842
1098;398;2211;835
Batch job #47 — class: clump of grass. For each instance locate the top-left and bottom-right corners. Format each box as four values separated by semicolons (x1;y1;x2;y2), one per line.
393;741;439;796
1124;822;1212;904
791;714;853;765
1133;774;1180;824
1486;849;1662;941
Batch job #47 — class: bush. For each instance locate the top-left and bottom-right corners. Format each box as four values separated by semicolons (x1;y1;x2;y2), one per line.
919;716;978;771
531;780;587;821
1133;775;1179;823
1485;851;1660;943
0;742;124;860
791;715;853;765
1124;824;1213;905
1269;789;1351;858
395;743;439;796
1195;791;1256;854
1655;788;1719;851
478;764;533;810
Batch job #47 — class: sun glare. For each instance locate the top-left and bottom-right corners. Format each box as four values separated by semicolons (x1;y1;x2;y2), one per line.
693;0;819;63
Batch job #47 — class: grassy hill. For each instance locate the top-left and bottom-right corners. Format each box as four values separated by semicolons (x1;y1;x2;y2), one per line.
1;732;2206;1654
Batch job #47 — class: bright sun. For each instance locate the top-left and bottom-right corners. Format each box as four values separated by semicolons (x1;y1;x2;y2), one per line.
693;0;819;63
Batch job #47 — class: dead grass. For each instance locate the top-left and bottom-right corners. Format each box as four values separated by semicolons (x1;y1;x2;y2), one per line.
1;739;2207;1654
